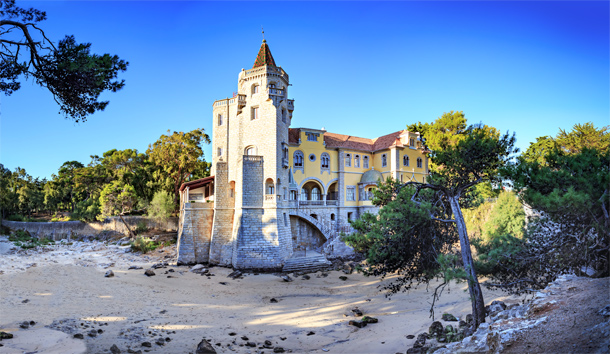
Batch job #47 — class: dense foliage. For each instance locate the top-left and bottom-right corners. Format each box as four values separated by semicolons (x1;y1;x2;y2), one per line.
1;0;128;121
0;129;209;222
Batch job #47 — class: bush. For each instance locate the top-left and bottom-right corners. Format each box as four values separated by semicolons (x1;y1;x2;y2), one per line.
147;191;175;223
135;221;148;235
130;236;159;254
8;229;55;249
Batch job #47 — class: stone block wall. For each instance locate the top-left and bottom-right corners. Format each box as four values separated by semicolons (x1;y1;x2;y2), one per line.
176;203;214;265
210;161;236;265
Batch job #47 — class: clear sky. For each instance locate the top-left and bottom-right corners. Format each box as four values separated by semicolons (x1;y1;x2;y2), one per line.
1;1;608;180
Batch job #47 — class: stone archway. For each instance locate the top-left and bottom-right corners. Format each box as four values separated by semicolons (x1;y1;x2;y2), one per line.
289;210;332;253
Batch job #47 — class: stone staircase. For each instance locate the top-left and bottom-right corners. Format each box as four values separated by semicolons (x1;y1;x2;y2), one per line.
282;251;332;273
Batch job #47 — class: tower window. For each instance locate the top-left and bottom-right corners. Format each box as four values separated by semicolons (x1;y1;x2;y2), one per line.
251;107;259;120
252;84;259;94
294;151;304;167
217;114;223;126
363;156;369;168
346;186;355;201
245;146;256;155
345;153;351;167
217;147;223;157
381;154;387;168
321;153;330;170
417;157;423;168
403;155;409;167
410;138;415;147
355;155;360;168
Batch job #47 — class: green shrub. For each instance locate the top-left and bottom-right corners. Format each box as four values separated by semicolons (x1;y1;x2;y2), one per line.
9;230;55;249
71;198;101;222
7;214;25;221
130;236;159;254
147;191;175;223
135;221;148;235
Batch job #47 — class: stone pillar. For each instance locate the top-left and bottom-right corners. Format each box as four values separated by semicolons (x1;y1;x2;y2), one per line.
210;161;235;265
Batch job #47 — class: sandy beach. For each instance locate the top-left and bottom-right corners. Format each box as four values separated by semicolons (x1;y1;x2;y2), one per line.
0;236;523;354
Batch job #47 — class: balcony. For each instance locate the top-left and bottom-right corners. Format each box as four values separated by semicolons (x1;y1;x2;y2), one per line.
299;200;324;206
326;200;338;206
287;99;294;111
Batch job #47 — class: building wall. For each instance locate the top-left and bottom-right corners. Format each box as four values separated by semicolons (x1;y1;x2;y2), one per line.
176;203;214;265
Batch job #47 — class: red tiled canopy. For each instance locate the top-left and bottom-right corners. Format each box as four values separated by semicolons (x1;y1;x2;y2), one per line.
253;40;277;68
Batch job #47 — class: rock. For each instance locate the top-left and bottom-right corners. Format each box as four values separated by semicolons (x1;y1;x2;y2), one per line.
270;298;278;303
20;321;29;329
196;339;217;354
465;314;473;324
273;347;285;353
151;263;165;269
414;333;427;347
128;266;143;270
219;282;228;285
142;342;152;347
598;304;610;317
105;270;115;277
21;299;29;303
306;331;315;336
29;321;36;326
361;316;378;324
190;264;208;274
348;320;367;328
227;270;242;279
0;331;14;339
441;313;458;321
98;329;104;333
406;334;415;339
73;333;84;339
301;275;310;280
110;344;121;353
155;337;165;346
281;275;293;282
458;320;467;328
88;329;97;337
488;300;507;316
144;269;155;277
339;276;348;281
246;341;256;347
228;332;237;336
444;325;454;334
264;340;273;348
241;336;249;340
429;321;443;337
351;308;363;317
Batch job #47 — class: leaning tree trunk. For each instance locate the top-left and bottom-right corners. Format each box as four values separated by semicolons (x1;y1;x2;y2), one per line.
448;194;486;327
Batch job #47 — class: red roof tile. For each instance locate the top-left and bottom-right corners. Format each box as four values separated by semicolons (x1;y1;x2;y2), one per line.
179;176;214;192
253;40;276;68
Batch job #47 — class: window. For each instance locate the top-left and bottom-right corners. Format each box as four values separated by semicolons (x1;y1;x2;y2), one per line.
381;154;387;167
283;187;287;200
245;146;255;155
345;153;351;167
355;155;360;168
311;187;321;201
417;157;423;168
217;114;223;126
321;153;330;170
330;213;335;221
217;147;222;157
367;187;376;200
363;156;369;168
300;188;308;201
306;132;319;141
346;186;355;201
410;138;415;147
403;155;409;167
252;84;259;94
282;108;287;123
347;212;353;221
309;154;316;162
290;190;297;200
294;151;304;168
310;214;318;220
266;178;275;195
251;107;258;120
283;213;288;226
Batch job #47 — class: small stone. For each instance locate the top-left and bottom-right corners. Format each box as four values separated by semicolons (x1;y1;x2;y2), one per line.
144;269;155;277
348;320;366;328
246;342;257;347
301;275;310;280
280;337;286;341
281;275;293;282
229;332;237;336
406;335;415;339
441;313;458;321
88;330;97;337
219;282;228;285
155;338;165;346
306;331;315;336
98;329;104;334
429;321;443;337
20;321;29;329
273;347;285;353
21;299;29;303
110;344;121;353
142;342;152;347
339;276;348;281
160;310;167;314
228;270;242;279
105;270;115;277
73;333;84;339
351;308;363;317
165;337;171;342
362;316;378;323
241;336;249;341
270;298;278;303
128;266;143;270
29;320;36;326
196;339;217;354
0;332;14;339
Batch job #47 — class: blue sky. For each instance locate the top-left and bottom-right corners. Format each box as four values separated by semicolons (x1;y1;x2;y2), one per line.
1;1;608;180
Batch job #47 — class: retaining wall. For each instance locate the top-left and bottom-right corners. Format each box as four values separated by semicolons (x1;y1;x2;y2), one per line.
1;216;179;241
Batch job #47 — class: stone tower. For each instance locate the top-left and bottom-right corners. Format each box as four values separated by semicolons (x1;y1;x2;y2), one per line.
209;39;295;269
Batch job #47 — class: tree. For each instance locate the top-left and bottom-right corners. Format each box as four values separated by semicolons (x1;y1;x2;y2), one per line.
147;129;211;206
347;111;518;327
148;190;175;224
98;181;137;219
1;0;128;122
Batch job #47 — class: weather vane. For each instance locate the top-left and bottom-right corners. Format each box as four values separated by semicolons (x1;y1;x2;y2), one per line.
262;26;265;41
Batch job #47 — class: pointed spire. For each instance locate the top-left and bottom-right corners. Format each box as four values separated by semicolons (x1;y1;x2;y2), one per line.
253;38;276;68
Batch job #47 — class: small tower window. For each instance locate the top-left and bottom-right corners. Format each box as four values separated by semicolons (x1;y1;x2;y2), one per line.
417;157;423;168
217;147;223;157
245;146;256;156
252;84;259;94
403;155;409;167
345;153;351;167
321;153;330;170
266;178;275;195
251;107;259;120
381;154;387;168
410;138;415;147
355;155;360;168
294;151;304;168
363;156;369;169
218;114;223;126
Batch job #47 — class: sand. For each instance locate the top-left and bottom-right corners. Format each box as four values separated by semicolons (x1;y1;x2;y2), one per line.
0;236;523;354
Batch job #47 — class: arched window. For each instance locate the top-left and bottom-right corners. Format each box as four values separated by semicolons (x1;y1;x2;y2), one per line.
381;154;387;167
311;187;321;201
245;146;256;156
265;178;275;195
300;188;308;201
417;157;423;168
330;213;336;221
321;152;330;170
252;84;259;94
403;155;409;167
355;155;360;168
363;156;369;169
294;151;304;168
217;114;223;126
345;153;351;167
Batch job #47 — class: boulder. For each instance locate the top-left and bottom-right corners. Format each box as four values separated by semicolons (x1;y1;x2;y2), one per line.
429;321;443;337
110;344;121;353
348;320;367;328
105;270;114;278
441;313;458;321
361;316;378;324
144;269;155;277
281;275;293;282
190;264;208;274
